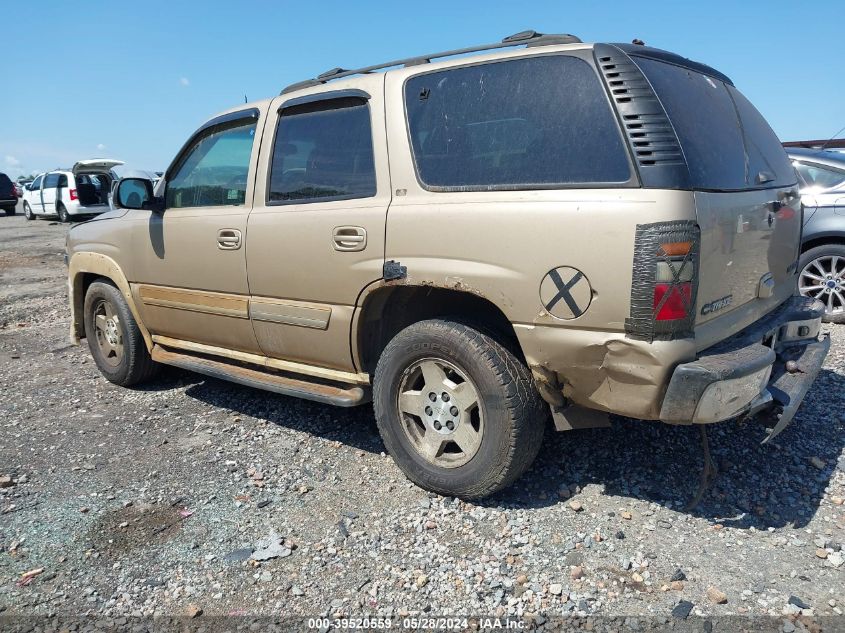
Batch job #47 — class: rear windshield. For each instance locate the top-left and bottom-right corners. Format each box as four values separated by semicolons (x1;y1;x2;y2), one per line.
632;57;795;191
404;55;631;190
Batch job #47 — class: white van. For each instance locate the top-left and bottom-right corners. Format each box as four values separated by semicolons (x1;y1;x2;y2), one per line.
23;159;123;222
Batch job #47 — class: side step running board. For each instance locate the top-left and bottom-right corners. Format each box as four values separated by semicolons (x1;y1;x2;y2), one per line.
151;345;369;407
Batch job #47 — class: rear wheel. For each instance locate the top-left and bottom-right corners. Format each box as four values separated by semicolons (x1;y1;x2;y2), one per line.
23;202;33;220
798;244;845;324
83;280;159;386
373;319;546;499
3;205;15;216
57;203;70;223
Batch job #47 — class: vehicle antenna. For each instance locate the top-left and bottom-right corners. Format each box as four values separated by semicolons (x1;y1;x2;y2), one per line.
819;123;845;150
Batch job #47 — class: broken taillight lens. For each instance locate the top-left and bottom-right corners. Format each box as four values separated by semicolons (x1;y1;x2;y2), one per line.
653;243;696;322
653;282;692;321
652;241;695;321
625;221;700;342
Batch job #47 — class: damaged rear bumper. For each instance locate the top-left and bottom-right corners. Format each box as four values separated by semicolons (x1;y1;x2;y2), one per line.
659;296;829;437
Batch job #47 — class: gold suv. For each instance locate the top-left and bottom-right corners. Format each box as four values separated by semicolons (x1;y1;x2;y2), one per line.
66;31;830;498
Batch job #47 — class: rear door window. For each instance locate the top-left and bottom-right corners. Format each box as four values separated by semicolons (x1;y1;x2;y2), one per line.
632;57;795;190
43;173;60;188
268;98;376;203
404;55;631;190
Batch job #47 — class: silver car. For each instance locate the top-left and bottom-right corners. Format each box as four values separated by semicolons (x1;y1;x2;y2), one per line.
788;147;845;322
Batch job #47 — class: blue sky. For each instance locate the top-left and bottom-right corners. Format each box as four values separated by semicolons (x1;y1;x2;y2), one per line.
2;0;842;178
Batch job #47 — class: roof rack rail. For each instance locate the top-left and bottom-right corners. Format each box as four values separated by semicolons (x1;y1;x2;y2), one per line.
280;30;582;94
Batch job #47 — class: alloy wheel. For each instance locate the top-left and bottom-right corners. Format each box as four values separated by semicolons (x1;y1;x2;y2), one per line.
799;255;845;316
396;358;483;468
92;298;124;368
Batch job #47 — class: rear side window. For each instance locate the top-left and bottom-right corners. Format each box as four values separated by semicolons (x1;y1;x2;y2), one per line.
404;55;631;190
268;98;376;203
58;175;68;187
795;161;845;189
633;57;795;190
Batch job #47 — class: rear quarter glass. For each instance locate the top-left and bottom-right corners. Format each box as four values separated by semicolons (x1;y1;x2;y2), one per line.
404;54;632;190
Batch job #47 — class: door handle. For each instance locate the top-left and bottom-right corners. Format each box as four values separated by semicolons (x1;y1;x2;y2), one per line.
217;228;242;250
332;226;367;252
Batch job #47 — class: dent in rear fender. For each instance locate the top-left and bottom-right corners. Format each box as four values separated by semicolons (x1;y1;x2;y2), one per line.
68;252;152;350
516;324;696;419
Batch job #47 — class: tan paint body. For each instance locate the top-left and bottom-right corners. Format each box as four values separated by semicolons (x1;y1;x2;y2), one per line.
66;42;798;422
68;251;153;349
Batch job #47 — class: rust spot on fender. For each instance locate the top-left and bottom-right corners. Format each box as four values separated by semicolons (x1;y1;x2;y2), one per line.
391;276;491;300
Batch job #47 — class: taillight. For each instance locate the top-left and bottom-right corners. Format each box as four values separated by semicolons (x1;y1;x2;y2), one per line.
653;251;695;322
653;282;692;320
69;189;78;201
625;221;700;342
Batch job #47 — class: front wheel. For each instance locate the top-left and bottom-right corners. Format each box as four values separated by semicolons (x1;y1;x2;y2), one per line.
373;319;546;499
57;203;70;223
23;202;33;220
83;280;159;386
798;244;845;324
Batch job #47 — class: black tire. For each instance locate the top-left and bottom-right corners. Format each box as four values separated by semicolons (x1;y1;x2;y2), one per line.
3;205;15;216
798;243;845;324
373;319;546;499
57;203;70;223
23;202;33;220
83;280;159;386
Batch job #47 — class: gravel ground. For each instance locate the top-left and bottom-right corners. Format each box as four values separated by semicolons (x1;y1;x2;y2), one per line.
1;211;844;631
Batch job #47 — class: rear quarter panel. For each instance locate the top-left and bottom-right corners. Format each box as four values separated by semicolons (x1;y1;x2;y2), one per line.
802;203;845;244
382;53;698;332
380;188;698;331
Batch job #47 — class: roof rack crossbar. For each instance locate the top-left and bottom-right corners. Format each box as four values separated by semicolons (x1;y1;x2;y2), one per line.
280;30;581;94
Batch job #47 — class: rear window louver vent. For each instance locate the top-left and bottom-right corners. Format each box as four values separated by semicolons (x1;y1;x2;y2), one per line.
593;45;690;188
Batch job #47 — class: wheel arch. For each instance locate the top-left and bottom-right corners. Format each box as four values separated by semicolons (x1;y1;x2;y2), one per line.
68;252;151;350
801;234;845;254
353;282;523;375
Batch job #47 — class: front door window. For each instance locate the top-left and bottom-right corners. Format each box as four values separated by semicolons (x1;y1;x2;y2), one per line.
166;118;257;209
